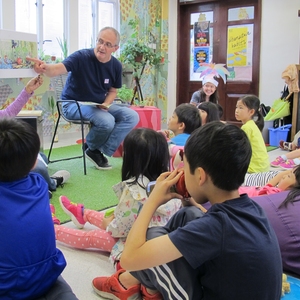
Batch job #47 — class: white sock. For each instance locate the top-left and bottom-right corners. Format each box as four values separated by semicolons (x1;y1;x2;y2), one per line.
293;158;300;165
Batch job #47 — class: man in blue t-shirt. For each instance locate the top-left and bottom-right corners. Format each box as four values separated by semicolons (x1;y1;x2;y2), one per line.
27;27;139;169
92;122;283;300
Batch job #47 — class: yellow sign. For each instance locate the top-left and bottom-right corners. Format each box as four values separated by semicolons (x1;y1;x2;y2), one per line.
227;27;248;66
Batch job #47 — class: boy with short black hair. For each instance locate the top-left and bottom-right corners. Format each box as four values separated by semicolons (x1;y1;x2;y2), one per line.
166;103;201;147
0;118;77;299
164;103;201;170
92;122;282;300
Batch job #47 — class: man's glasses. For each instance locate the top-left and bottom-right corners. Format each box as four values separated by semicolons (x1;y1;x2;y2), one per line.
96;38;117;49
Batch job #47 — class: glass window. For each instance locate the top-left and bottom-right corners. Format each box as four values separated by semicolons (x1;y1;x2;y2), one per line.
91;0;119;48
228;7;254;21
15;0;36;34
98;1;114;30
42;0;64;60
15;0;63;60
190;11;213;81
79;0;93;49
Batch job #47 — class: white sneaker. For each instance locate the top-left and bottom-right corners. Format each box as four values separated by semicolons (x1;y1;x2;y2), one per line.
51;170;71;187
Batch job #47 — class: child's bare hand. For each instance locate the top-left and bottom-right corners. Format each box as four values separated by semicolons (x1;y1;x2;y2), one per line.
164;130;170;139
148;170;183;206
157;130;170;140
25;75;44;94
182;197;207;213
100;214;115;230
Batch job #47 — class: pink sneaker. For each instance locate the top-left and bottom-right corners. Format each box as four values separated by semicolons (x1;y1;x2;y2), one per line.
50;204;60;225
270;156;286;167
59;195;85;228
92;269;141;300
279;159;297;169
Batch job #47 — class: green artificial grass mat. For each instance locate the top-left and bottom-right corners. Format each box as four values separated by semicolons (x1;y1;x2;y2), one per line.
266;145;278;152
44;144;122;224
45;143;276;223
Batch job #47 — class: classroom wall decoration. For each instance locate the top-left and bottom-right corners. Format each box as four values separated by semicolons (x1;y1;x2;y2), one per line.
119;0;169;125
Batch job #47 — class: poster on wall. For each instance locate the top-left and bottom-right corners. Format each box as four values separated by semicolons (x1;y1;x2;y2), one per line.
194;21;210;47
194;47;210;72
0;30;37;78
227;24;253;81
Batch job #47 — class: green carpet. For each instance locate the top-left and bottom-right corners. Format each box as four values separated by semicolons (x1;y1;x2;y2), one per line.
44;144;122;223
45;144;277;223
266;146;278;152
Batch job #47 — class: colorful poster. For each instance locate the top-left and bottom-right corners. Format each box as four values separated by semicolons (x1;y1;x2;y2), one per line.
194;22;210;47
227;27;249;67
194;47;209;72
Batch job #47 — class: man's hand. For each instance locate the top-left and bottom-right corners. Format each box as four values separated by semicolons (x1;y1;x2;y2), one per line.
26;57;46;74
96;103;112;110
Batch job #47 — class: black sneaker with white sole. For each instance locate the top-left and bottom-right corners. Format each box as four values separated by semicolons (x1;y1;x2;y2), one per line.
51;176;64;187
85;148;112;170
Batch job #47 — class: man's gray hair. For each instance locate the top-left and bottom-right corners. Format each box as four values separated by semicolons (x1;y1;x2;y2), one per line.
99;27;120;45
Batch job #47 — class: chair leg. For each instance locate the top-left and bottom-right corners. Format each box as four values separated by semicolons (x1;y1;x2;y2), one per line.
80;120;87;175
48;115;61;162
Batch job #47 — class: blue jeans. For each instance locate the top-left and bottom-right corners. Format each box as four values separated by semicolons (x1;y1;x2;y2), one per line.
62;103;139;156
33;152;56;191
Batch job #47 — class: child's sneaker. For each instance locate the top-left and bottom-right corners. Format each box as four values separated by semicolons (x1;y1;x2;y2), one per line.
92;269;141;300
279;159;297;169
270;156;286;167
50;204;60;225
140;285;163;300
51;170;71;188
279;140;292;151
59;195;85;228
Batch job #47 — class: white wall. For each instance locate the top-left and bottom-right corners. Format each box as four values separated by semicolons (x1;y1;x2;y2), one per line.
259;0;300;106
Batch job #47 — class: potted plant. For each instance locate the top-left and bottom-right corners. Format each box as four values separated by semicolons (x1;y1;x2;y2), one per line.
120;19;164;104
120;19;164;72
56;35;68;60
117;84;134;104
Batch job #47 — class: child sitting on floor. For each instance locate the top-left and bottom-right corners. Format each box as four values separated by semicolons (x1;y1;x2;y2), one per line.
92;122;282;300
52;128;182;269
239;165;300;197
0;75;70;195
197;101;220;125
0;118;76;299
162;103;201;148
160;103;201;170
271;148;300;169
235;94;269;173
279;129;300;151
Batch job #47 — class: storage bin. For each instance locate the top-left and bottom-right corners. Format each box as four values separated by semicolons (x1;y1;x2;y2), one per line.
268;124;292;147
262;120;274;144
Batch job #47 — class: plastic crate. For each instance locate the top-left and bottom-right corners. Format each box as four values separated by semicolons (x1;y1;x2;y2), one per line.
268;124;292;147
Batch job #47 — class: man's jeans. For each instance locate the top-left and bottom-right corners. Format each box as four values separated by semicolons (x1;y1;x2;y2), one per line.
62;102;139;156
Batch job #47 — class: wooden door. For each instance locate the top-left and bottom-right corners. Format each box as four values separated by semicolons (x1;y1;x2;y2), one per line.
177;0;261;125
